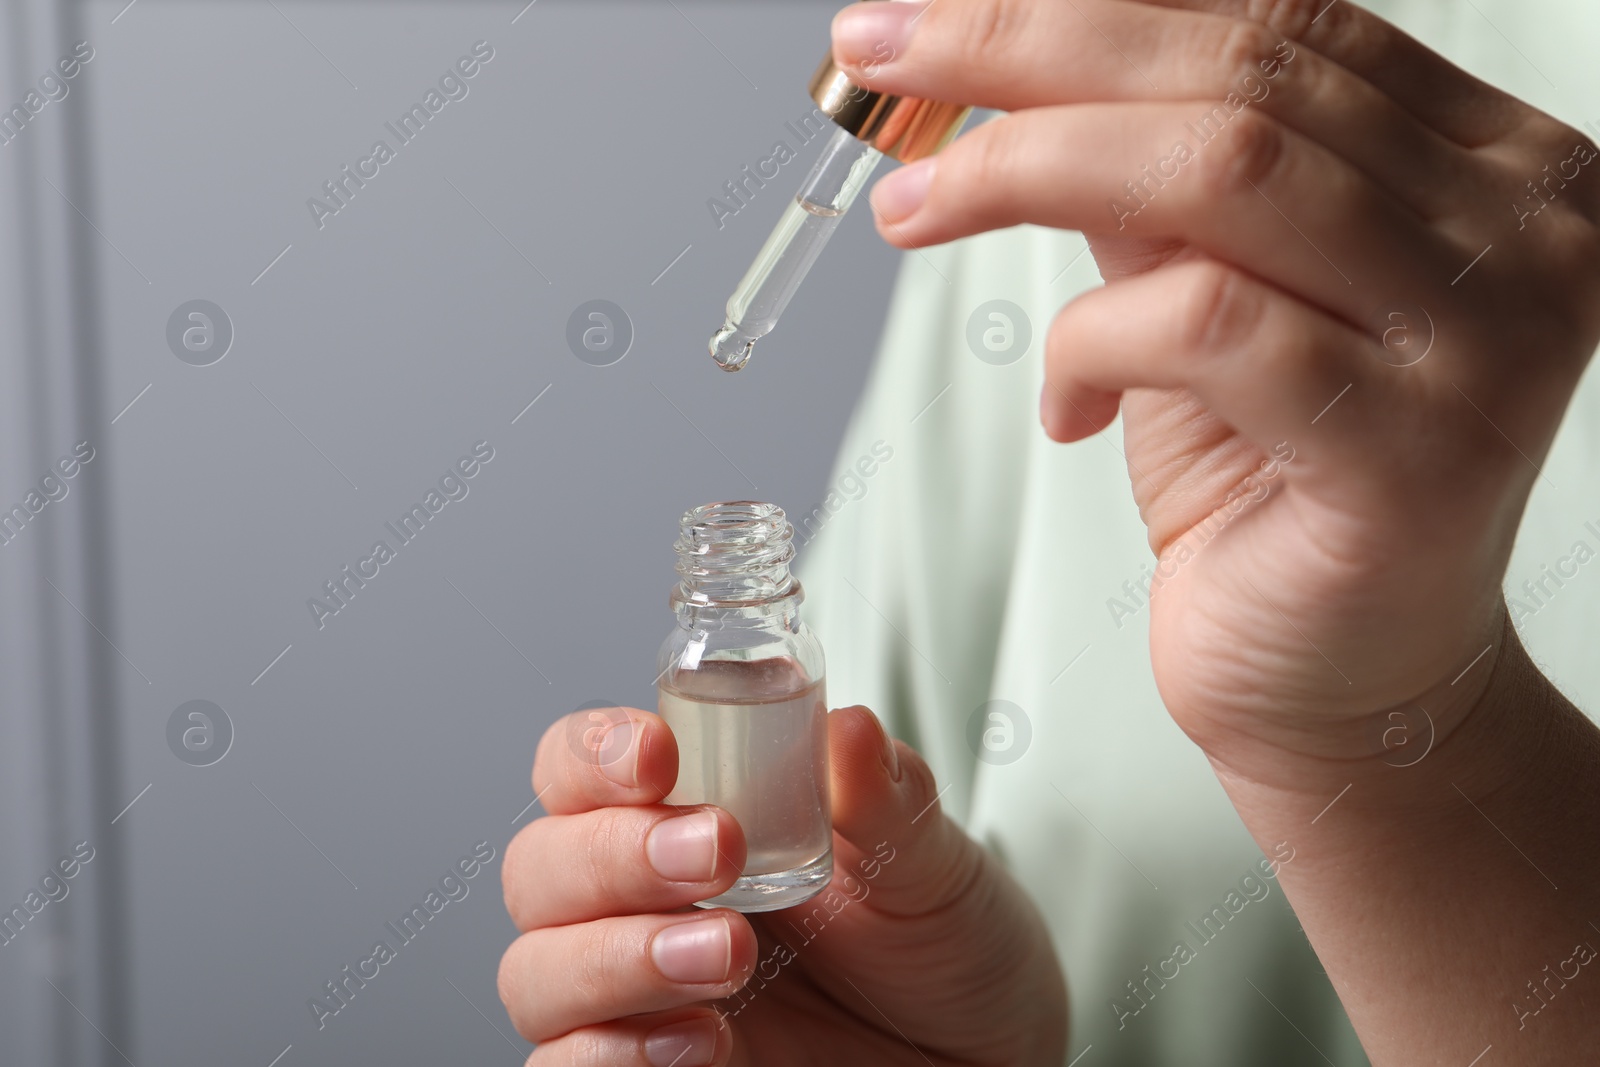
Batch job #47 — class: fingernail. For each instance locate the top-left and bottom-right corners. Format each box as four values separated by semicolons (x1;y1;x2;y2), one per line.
833;0;924;69
871;158;935;225
651;917;732;985
644;1017;719;1067
597;718;638;787
646;810;720;883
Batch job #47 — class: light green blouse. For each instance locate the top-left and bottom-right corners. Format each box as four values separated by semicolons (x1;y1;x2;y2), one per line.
800;3;1600;1061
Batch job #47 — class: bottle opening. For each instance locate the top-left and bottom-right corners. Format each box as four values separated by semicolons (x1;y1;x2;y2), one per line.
673;500;798;607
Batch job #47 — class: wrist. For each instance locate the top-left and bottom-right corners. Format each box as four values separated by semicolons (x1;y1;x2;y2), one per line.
1193;600;1519;802
1208;604;1577;847
1199;609;1600;1063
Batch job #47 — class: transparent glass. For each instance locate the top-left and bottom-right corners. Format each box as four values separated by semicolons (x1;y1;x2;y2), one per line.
656;501;831;912
710;125;884;372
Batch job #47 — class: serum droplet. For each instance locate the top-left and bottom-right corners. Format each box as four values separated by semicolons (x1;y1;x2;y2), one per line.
710;323;754;372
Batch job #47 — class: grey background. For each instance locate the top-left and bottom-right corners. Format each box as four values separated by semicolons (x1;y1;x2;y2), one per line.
0;2;902;1064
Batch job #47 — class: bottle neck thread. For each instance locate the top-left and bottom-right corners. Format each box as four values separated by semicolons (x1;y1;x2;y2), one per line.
672;501;798;609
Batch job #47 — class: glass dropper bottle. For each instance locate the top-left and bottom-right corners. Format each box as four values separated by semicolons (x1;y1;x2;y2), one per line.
709;16;972;372
657;501;830;912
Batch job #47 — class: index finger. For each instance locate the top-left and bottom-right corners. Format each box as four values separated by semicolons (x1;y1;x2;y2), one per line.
532;707;678;815
832;0;1522;148
1114;0;1523;145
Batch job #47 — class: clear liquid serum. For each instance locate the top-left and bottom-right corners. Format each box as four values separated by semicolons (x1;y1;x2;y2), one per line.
657;501;831;912
707;13;972;372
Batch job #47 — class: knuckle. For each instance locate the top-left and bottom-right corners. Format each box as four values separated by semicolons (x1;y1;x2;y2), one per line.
560;1027;610;1066
1511;125;1600;302
567;924;626;1018
947;118;1020;209
1250;0;1326;40
1524;115;1585;161
967;123;1014;185
1547;128;1600;216
583;809;633;903
1215;19;1279;83
949;0;1028;66
1197;109;1286;200
1251;0;1369;67
1174;264;1263;354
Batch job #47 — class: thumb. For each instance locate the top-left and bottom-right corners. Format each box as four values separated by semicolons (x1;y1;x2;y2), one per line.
825;705;983;916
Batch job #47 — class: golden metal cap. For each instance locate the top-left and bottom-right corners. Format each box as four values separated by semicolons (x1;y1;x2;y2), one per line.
808;42;970;163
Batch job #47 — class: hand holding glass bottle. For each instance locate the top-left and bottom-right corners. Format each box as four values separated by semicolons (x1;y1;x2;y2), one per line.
496;699;1067;1066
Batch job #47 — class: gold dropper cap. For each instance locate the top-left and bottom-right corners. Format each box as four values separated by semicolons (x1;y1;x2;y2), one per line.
808;29;971;163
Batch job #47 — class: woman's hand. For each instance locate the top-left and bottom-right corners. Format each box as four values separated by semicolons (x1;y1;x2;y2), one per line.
833;0;1600;782
498;704;1066;1067
835;3;1600;1061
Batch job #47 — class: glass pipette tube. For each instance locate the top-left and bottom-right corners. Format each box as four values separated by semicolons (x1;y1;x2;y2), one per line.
710;125;884;371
